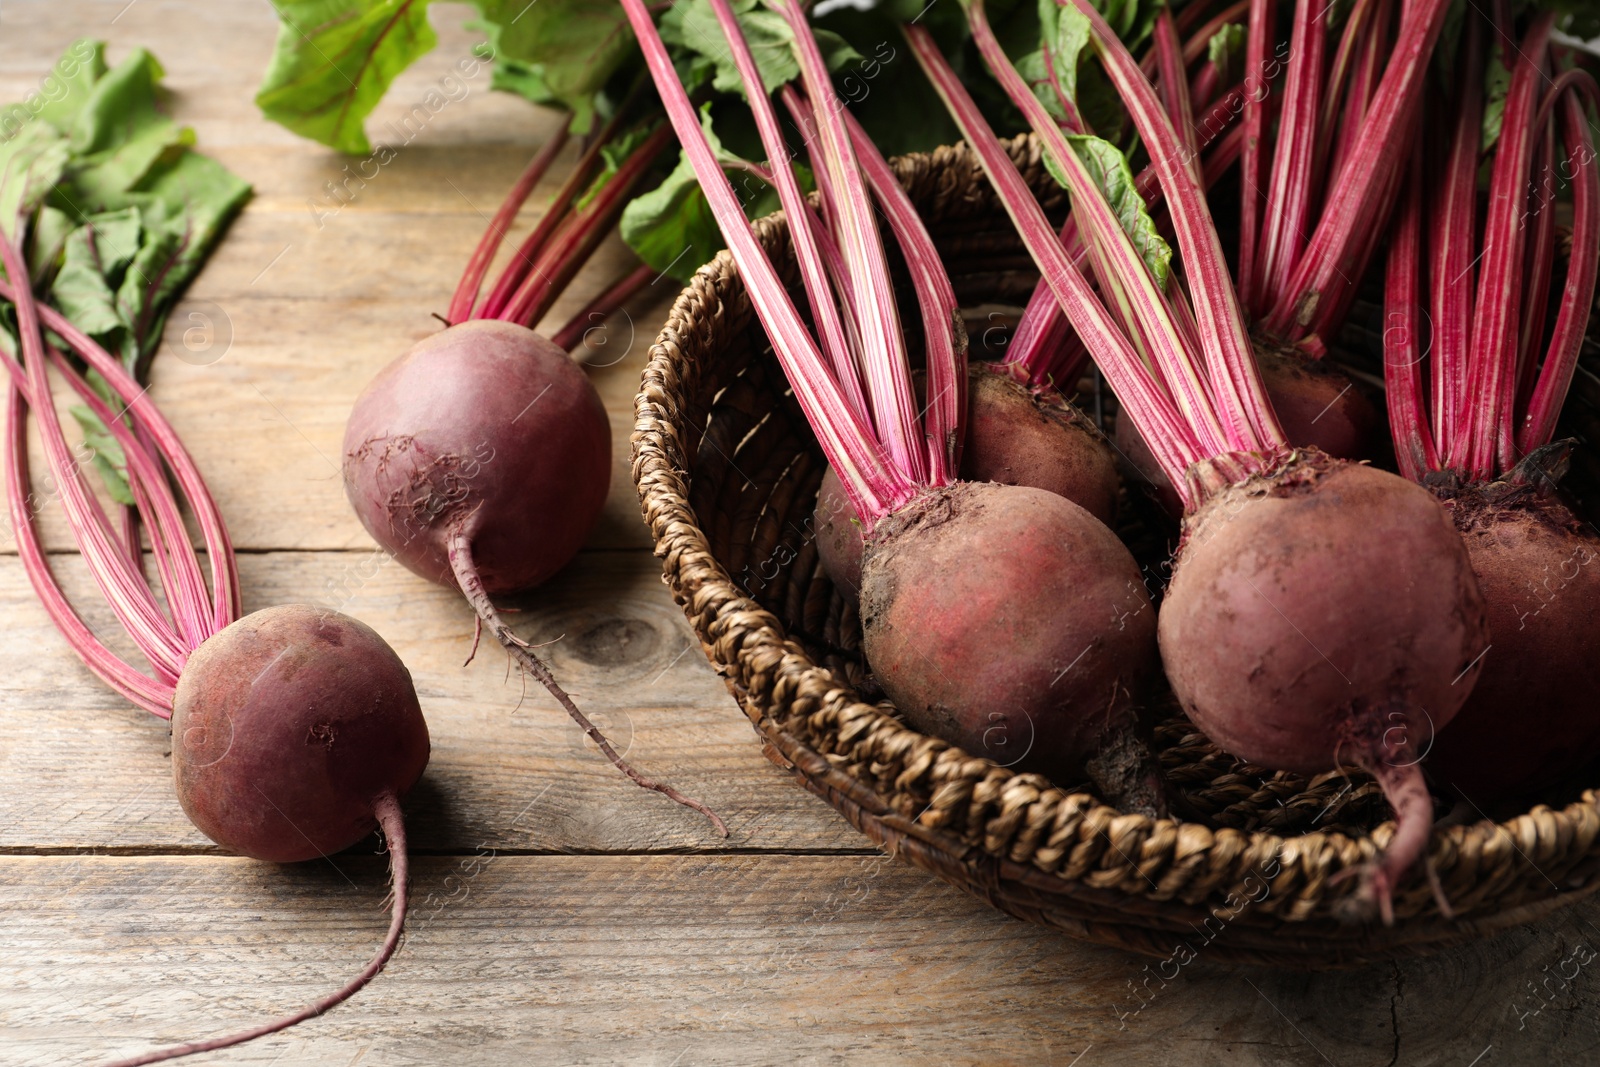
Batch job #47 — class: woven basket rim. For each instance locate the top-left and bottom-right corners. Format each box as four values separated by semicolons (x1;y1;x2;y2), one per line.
629;133;1600;963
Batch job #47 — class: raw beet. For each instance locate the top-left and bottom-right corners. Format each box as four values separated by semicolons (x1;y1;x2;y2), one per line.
961;363;1120;523
1252;348;1379;461
1118;349;1377;516
342;319;611;596
859;481;1157;779
1426;488;1600;799
1161;453;1485;769
1159;451;1488;912
814;464;865;595
342;319;722;834
172;604;430;864
814;363;1120;594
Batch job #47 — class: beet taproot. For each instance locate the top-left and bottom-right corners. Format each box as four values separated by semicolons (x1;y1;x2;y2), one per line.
1159;452;1489;911
1425;488;1600;799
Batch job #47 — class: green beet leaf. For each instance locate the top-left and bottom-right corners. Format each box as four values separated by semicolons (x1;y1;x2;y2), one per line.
620;104;794;282
1055;133;1172;290
255;0;440;155
661;0;859;98
0;122;71;239
477;0;637;132
1;41;250;502
1207;22;1246;87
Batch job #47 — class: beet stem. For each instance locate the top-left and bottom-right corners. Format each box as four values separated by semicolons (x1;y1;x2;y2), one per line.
446;527;728;837
102;793;412;1067
447;125;573;325
550;262;656;354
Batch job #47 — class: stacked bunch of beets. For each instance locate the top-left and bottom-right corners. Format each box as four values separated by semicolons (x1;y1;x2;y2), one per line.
612;0;1600;930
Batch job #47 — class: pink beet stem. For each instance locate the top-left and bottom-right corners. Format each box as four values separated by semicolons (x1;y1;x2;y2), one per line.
1191;62;1220;111
550;262;656;354
1153;9;1202;185
1236;0;1276;312
1136;0;1249;82
778;88;872;424
0;277;241;630
1514;111;1558;415
46;345;214;649
1382;142;1440;482
1323;0;1392;191
3;383;175;714
1428;13;1485;466
700;15;865;435
618;0;916;524
838;98;967;485
1264;0;1452;344
1061;0;1286;452
1461;12;1554;480
775;0;929;488
1253;0;1328;312
905;22;1206;498
1516;71;1600;455
500;123;675;331
448;124;572;324
1385;21;1596;479
1006;83;1248;388
0;238;188;679
478;108;632;321
968;0;1237;456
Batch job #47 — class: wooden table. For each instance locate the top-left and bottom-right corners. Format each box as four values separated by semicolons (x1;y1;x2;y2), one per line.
3;3;1599;1064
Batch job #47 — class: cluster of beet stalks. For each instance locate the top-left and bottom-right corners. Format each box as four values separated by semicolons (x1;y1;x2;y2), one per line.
623;0;1600;926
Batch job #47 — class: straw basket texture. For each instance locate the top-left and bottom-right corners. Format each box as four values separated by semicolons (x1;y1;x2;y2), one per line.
630;133;1600;966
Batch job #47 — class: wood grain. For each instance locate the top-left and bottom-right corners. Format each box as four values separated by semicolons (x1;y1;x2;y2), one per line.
6;853;1600;1067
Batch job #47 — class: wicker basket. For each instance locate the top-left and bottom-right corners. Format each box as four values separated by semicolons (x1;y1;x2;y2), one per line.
630;134;1600;966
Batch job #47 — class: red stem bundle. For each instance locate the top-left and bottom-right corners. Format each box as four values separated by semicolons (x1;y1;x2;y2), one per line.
1383;12;1600;482
0;230;414;1063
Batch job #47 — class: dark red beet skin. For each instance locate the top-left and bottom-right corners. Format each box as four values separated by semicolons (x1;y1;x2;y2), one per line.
961;364;1120;524
1118;349;1378;516
172;605;430;863
814;364;1120;594
1428;492;1600;799
815;464;865;594
1160;453;1487;773
859;482;1157;778
1158;452;1489;916
342;320;611;596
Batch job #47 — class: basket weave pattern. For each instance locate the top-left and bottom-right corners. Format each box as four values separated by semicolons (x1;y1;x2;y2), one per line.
631;135;1600;965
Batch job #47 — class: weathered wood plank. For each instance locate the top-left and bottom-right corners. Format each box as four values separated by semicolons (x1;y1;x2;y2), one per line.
0;549;864;853
4;853;1598;1067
